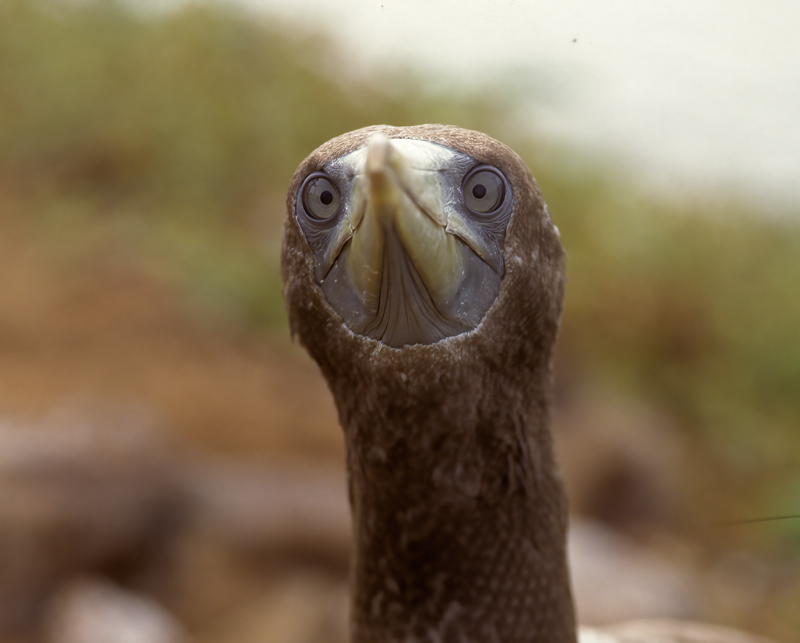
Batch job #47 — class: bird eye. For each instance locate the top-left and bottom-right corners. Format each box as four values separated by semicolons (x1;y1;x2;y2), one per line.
463;168;505;214
301;175;340;220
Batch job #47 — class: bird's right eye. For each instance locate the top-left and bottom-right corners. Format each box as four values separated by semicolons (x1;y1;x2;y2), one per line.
301;175;340;220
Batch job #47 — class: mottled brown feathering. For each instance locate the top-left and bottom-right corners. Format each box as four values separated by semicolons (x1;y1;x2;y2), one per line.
283;125;574;643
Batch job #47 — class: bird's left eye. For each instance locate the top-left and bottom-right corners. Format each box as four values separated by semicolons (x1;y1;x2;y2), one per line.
463;168;506;214
301;175;340;220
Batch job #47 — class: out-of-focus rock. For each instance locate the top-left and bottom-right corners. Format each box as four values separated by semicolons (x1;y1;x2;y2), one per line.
570;519;699;625
44;577;185;643
159;461;350;627
582;618;777;643
554;391;685;530
198;573;348;643
0;407;181;632
185;460;350;562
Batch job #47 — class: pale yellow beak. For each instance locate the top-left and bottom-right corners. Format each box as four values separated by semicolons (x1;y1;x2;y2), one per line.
344;135;467;310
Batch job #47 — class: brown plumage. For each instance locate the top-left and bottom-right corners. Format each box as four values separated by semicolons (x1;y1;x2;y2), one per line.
281;125;777;643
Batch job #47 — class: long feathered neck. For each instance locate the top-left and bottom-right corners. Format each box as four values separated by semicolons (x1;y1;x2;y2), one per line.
281;123;575;643
322;337;577;643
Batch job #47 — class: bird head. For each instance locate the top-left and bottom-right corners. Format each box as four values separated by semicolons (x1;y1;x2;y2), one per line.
282;125;565;380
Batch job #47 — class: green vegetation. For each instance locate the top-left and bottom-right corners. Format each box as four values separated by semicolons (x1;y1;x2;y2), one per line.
2;0;799;551
543;161;800;536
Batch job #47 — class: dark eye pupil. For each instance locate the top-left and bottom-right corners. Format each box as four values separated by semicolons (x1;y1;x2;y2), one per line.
320;190;333;205
472;184;487;199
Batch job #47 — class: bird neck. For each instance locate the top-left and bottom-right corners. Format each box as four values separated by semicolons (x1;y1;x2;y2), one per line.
331;346;577;643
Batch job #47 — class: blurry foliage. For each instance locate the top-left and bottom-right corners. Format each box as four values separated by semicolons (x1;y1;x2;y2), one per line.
541;158;800;537
1;0;799;547
0;0;498;327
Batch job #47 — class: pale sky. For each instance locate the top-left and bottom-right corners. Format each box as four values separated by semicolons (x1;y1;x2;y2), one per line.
183;1;800;210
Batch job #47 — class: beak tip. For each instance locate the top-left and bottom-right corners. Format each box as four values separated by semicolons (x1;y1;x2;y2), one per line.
367;134;391;174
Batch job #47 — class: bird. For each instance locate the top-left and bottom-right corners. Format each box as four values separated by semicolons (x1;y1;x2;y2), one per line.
281;125;776;643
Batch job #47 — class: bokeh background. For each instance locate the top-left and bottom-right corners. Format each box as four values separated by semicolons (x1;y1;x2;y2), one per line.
1;1;799;642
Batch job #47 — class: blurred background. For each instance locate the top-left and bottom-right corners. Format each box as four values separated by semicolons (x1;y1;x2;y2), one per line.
0;1;798;642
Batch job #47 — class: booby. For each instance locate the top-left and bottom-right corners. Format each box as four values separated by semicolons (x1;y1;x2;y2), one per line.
281;125;776;643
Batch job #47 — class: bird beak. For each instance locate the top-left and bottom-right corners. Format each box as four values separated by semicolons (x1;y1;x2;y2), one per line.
344;134;467;309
